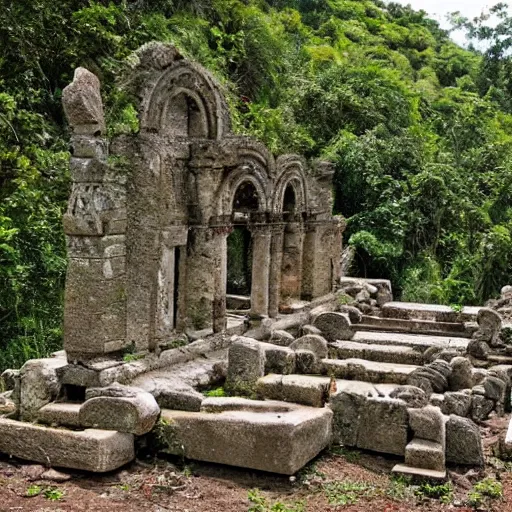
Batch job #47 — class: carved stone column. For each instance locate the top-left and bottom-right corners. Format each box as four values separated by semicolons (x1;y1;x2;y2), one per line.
280;217;305;301
249;224;272;318
268;220;285;318
212;221;233;333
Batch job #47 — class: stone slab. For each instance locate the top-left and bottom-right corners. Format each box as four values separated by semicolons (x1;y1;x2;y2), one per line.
160;406;332;475
405;439;445;471
358;316;469;337
38;402;82;427
392;464;446;480
322;358;418;384
352;331;468;351
331;340;424;365
0;418;134;472
381;302;480;323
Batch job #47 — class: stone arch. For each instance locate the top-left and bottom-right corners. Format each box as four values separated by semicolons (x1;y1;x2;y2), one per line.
140;61;231;140
273;155;309;214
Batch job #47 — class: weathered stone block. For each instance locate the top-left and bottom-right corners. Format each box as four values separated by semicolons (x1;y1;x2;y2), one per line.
0;418;134;472
269;330;295;347
260;343;296;374
313;312;354;341
226;337;265;393
405;439;445;472
357;397;408;456
295;350;317;374
160;406;332;475
442;391;472;417
289;334;328;360
445;415;484;466
330;391;366;447
449;357;473;391
408;406;445;445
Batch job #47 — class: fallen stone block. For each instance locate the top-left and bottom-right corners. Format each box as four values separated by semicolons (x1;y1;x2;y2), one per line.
313;312;354;341
330;390;367;447
260;343;296;374
269;330;295;347
0;418;134;472
38;402;82;427
408;406;445;445
445;415;484;466
159;405;332;475
392;463;446;480
80;385;160;435
405;439;445;472
226;337;265;394
442;391;471;417
295;350;317;374
356;397;408;456
290;335;328;359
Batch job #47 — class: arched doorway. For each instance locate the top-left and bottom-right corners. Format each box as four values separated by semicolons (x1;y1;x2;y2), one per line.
226;182;259;307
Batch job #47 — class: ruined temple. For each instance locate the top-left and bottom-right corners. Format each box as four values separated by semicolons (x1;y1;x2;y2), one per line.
62;43;344;362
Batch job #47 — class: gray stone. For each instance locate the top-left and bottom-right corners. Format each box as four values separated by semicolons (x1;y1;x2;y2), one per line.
289;335;328;360
261;343;296;374
280;375;328;408
269;330;295;347
442;392;472;417
159;406;333;475
38;402;81;427
445;415;484;465
471;394;494;421
475;307;502;346
467;338;490;359
337;305;362;324
405;439;445;471
62;67;106;135
313;312;354;342
429;393;444;408
19;358;67;421
408;405;445;445
357;397;408;456
449;357;474;391
1;369;19;391
41;469;73;482
389;385;428;408
483;376;506;402
301;324;322;336
80;385;160;435
295;350;317;374
0;418;134;472
355;289;371;304
226;337;265;394
256;374;283;401
330;391;366;447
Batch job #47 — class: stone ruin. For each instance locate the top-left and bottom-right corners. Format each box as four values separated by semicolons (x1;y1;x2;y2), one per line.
1;43;512;479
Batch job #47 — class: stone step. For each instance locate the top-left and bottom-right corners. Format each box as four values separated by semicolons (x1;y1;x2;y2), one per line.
381;302;480;323
405;438;445;472
257;374;400;407
331;340;424;365
321;358;418;384
159;404;332;475
358;316;470;338
392;463;446;480
352;331;468;352
0;418;134;472
38;402;81;427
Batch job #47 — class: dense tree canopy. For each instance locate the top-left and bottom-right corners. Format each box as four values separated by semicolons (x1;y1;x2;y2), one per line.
1;0;512;369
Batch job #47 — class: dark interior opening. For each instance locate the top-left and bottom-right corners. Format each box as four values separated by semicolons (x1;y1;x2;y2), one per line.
283;183;296;213
62;384;86;403
227;227;253;296
232;181;259;212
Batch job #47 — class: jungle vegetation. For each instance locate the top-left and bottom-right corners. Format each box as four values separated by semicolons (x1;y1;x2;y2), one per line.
1;0;512;369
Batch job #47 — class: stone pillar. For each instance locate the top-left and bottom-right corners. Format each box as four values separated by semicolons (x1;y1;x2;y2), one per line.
280;218;305;300
249;224;272;318
301;223;319;301
212;224;232;333
62;68;128;362
268;221;285;318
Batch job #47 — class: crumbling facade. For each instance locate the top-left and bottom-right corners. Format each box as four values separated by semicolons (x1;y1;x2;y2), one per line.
62;43;344;362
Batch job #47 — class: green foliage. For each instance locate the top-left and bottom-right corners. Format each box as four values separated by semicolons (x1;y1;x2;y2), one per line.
247;489;305;512
2;0;512;372
26;485;42;497
468;477;503;508
323;480;374;506
43;487;65;501
204;386;227;397
415;481;453;504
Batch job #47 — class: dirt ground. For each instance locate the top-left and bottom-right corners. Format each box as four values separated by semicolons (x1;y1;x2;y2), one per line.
0;416;510;512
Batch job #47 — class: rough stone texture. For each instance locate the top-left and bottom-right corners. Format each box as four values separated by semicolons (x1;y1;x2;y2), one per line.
330;390;367;446
289;334;328;360
295;350;317;374
269;330;295;347
389;386;428;409
482;375;506;402
38;403;82;427
445;415;484;466
405;439;445;472
62;67;106;135
474;307;502;347
337;305;362;324
160;406;332;475
226;337;265;393
1;369;19;391
313;312;354;342
449;357;474;391
0;418;134;472
19;358;67;421
442;391;472;417
260;343;296;374
471;394;494;421
301;325;322;336
80;384;160;435
408;406;445;445
356;397;408;456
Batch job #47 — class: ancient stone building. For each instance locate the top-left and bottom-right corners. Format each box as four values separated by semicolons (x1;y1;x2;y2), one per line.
62;43;344;362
